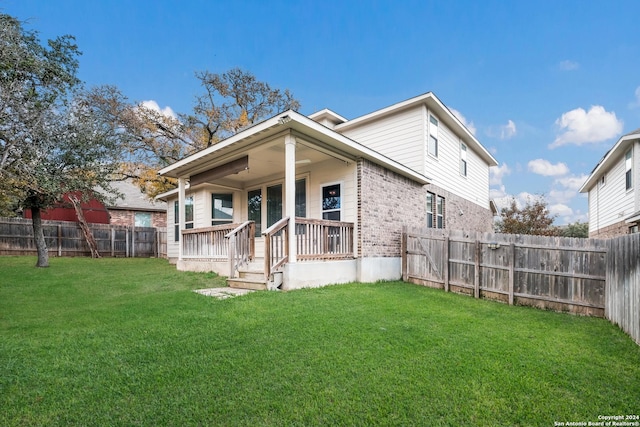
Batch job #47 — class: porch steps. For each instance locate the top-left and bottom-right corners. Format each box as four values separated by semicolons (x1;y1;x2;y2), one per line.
227;260;281;291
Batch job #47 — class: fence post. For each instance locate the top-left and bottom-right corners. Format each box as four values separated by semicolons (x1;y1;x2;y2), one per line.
57;224;62;257
125;228;130;257
444;236;450;292
111;227;115;257
131;226;136;258
508;243;515;305
474;238;480;299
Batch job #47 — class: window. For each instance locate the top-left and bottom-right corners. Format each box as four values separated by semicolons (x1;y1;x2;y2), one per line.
135;212;151;228
436;196;444;229
295;178;307;218
428;115;438;158
460;143;468;177
247;189;262;236
599;174;606;188
322;183;341;220
212;193;233;225
267;184;282;228
185;197;194;229
625;149;633;191
426;193;434;228
174;197;194;241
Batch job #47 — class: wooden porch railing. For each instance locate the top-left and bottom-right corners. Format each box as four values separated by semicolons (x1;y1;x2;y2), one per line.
295;218;354;260
182;224;238;258
263;217;355;279
225;221;255;278
263;217;290;279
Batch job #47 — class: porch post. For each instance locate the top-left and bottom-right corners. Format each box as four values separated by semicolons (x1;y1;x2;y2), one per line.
178;177;186;261
285;134;297;263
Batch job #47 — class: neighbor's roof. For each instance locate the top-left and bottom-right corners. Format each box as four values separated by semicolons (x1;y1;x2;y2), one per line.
108;180;167;211
579;128;640;193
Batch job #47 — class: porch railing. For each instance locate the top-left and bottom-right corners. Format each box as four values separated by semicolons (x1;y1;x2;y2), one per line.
225;221;255;278
263;217;290;279
263;217;355;279
295;218;354;260
182;224;238;259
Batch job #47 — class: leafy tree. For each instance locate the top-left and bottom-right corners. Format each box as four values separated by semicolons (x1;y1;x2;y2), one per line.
0;14;123;267
495;196;559;236
89;68;300;198
561;221;589;238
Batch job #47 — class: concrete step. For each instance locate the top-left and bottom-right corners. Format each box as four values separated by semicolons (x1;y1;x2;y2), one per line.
227;277;268;291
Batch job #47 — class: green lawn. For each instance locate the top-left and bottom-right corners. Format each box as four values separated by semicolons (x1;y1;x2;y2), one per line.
1;257;639;426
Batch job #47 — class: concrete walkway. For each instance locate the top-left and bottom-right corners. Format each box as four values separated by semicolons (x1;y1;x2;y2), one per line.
194;287;255;299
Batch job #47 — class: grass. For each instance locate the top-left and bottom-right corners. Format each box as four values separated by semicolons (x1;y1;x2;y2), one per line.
1;257;639;426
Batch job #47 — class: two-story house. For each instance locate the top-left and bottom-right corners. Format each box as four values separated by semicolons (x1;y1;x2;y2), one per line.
580;128;640;237
157;92;498;290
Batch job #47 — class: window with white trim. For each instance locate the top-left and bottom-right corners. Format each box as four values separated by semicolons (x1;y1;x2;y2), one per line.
625;149;633;191
212;193;233;225
460;143;468;177
174;197;193;241
436;196;444;229
428;115;438;158
426;192;444;229
322;183;341;220
426;193;434;228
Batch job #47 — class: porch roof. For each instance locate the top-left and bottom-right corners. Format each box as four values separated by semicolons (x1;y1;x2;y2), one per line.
158;110;430;185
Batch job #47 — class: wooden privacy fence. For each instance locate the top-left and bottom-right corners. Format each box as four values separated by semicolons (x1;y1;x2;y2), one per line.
402;227;640;345
0;217;167;258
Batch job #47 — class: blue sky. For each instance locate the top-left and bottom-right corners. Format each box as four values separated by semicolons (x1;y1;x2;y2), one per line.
4;0;640;225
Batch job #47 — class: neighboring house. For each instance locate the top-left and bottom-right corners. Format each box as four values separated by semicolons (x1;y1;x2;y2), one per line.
23;180;167;228
107;180;167;228
157;92;498;290
580;128;640;238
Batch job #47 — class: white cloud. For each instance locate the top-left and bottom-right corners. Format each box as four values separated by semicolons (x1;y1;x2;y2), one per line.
527;159;569;177
490;163;511;186
500;120;517;139
549;203;573;217
140;100;177;119
450;108;476;135
559;60;579;71
555;174;588;191
550;105;623;148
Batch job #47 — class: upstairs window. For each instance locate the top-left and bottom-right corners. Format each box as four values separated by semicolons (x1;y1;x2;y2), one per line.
428;115;439;158
212;193;233;225
460;143;468;177
625;149;633;191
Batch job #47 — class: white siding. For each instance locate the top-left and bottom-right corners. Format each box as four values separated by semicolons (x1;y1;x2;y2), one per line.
340;105;490;210
340;106;425;175
424;109;490;209
589;151;636;233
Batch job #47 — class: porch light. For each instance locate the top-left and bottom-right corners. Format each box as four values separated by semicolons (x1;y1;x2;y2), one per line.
278;115;292;124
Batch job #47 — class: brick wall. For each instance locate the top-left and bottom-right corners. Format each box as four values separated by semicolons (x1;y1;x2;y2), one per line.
589;220;633;239
357;159;495;258
109;210;167;228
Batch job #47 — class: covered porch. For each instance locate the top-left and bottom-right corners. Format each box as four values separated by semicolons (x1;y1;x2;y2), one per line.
160;112;362;289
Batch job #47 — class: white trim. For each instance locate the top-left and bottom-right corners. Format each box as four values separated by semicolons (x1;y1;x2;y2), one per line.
320;181;343;221
580;131;640;193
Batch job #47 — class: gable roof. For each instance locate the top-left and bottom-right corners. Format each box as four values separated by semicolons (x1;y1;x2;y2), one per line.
158;109;430;185
579;128;640;193
108;180;167;212
334;92;498;167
